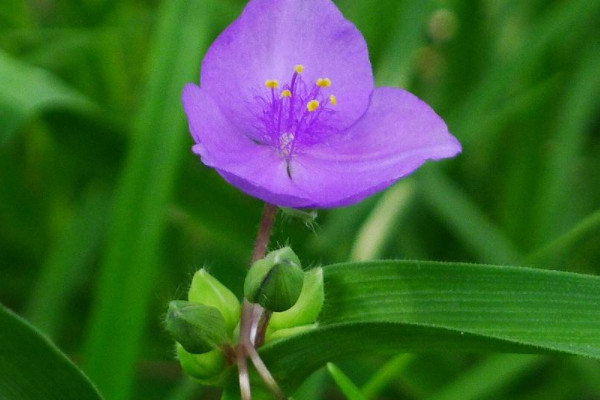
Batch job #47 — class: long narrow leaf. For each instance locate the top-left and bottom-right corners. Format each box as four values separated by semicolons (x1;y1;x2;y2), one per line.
82;1;213;399
327;363;368;400
0;304;102;400
260;261;600;391
0;49;99;143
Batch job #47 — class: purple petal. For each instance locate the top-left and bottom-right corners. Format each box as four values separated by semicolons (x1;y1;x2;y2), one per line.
288;88;462;207
183;84;314;207
185;84;461;208
201;0;373;133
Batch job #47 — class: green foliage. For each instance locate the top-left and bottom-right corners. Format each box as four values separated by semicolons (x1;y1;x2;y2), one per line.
260;261;600;391
327;363;368;400
1;0;600;399
0;304;102;400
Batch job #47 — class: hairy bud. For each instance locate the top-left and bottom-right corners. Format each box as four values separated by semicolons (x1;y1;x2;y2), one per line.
244;247;304;312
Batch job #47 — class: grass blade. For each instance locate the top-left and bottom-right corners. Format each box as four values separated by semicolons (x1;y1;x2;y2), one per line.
82;1;214;399
426;354;542;400
350;181;415;261
0;49;99;144
327;363;368;400
361;354;416;399
420;169;522;264
25;190;109;339
531;46;600;245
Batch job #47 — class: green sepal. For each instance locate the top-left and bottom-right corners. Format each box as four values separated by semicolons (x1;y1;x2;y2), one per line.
166;300;229;354
244;247;304;312
188;269;241;333
266;323;318;342
269;267;324;330
176;344;229;385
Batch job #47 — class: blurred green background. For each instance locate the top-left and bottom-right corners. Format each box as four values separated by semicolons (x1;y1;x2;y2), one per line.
1;0;600;399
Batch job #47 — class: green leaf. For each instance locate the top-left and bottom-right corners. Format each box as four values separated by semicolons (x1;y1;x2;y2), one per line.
531;45;600;245
361;354;415;398
260;261;600;391
25;190;109;339
426;354;542;400
326;363;368;400
525;208;600;268
0;49;99;144
374;0;434;88
0;304;102;400
350;181;415;261
420;169;522;264
81;0;215;399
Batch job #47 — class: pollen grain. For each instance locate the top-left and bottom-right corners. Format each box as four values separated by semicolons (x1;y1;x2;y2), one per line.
265;79;280;89
316;78;332;88
307;100;320;112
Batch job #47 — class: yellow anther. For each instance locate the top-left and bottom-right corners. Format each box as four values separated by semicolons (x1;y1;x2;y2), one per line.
281;89;292;98
307;100;320;112
294;64;305;74
329;94;337;106
316;78;332;88
265;80;279;89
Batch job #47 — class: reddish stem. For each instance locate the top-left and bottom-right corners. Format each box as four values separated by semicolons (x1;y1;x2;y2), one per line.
237;203;279;400
252;203;278;263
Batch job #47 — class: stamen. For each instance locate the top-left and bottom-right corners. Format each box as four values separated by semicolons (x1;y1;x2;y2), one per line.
316;78;332;88
307;100;320;112
265;80;279;89
256;66;337;159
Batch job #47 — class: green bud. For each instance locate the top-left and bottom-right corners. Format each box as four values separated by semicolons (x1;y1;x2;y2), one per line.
165;300;228;354
188;269;241;333
269;267;324;330
176;344;228;385
244;247;304;312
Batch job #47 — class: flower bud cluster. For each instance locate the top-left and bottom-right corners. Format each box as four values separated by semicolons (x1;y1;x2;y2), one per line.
165;247;325;385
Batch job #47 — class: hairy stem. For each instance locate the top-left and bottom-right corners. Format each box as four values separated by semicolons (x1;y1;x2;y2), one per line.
237;203;278;399
246;344;288;400
252;203;278;263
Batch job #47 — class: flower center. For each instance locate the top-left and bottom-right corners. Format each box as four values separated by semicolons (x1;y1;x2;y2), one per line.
254;65;338;161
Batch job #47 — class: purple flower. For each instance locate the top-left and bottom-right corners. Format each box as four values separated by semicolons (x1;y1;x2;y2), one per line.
183;0;461;208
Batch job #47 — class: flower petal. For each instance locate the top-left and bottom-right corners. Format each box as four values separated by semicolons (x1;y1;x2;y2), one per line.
185;85;460;208
289;88;462;207
201;0;373;133
183;84;314;207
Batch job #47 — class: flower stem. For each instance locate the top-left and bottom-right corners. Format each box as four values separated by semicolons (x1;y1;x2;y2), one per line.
238;203;279;400
254;310;272;348
252;203;278;263
246;344;288;400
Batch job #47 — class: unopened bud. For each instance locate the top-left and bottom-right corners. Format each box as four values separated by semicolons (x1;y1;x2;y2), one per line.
165;300;228;354
188;269;241;333
176;344;228;385
244;247;304;312
269;267;324;330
